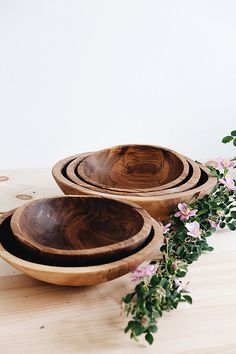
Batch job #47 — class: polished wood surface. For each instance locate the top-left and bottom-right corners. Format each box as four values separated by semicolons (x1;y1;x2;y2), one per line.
67;153;201;196
0;211;163;286
77;145;189;192
53;156;217;221
0;167;235;354
11;196;153;266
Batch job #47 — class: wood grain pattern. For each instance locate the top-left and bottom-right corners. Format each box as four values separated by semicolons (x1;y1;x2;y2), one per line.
67;153;201;196
76;145;189;192
0;167;235;354
52;156;217;221
10;196;153;266
0;212;163;286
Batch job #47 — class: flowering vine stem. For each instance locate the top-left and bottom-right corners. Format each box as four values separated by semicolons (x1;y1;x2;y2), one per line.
122;131;236;345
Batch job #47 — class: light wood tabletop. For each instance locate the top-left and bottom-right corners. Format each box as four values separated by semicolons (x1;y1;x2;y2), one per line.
0;168;236;354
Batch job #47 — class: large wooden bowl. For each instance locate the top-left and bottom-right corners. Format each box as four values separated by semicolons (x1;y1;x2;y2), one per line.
10;196;153;266
52;156;217;221
0;212;163;286
76;145;189;193
67;153;201;196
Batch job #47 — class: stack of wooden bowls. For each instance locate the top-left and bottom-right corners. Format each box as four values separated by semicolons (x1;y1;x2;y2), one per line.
0;196;163;286
52;144;217;221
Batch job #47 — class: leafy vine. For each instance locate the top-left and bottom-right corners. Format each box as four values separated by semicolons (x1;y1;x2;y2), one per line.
122;131;236;345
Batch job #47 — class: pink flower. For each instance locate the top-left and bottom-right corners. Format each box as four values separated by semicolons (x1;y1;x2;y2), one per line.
162;222;171;234
185;221;201;239
217;157;236;171
219;178;236;191
174;203;197;221
208;219;218;228
131;264;157;282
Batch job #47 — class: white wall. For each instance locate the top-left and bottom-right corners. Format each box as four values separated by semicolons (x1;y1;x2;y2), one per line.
0;0;235;169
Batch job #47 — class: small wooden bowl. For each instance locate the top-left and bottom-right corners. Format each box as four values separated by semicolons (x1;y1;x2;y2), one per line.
52;156;217;221
10;196;153;266
76;145;189;192
0;212;163;286
67;153;201;196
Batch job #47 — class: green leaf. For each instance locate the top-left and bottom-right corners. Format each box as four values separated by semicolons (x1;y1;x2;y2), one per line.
133;322;144;336
159;278;169;289
135;283;145;297
123;293;135;304
183;295;193;304
231;130;236;136
176;270;187;278
149;324;158;333
176;245;186;257
222;135;233;143
233;138;236;147
125;320;136;333
220;222;226;228
231;211;236;219
228;223;236;231
145;333;154;345
151;275;160;286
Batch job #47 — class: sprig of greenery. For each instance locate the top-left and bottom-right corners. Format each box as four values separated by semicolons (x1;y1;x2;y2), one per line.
222;130;236;146
122;132;236;345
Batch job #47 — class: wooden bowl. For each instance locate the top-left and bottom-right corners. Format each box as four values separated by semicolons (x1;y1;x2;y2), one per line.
10;196;153;266
76;145;189;192
0;212;163;286
67;153;201;196
52;156;217;221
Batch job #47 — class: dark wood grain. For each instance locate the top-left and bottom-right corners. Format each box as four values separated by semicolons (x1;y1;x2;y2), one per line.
76;145;189;192
67;153;201;196
10;196;153;266
0;212;163;286
52;155;217;221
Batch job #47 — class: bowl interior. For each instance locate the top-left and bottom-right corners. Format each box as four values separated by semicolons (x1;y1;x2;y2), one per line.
64;156;205;196
77;145;185;190
13;196;145;252
1;214;155;267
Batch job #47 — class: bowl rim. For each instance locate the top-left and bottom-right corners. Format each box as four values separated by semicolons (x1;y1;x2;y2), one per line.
52;155;217;202
10;195;153;257
0;212;163;276
67;153;201;197
76;144;190;192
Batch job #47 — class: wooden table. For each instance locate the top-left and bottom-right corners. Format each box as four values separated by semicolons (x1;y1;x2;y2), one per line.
0;168;236;354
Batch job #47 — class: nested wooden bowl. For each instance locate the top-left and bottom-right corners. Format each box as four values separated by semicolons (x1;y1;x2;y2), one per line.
66;153;201;196
10;196;153;266
0;212;163;286
52;156;217;221
76;145;189;193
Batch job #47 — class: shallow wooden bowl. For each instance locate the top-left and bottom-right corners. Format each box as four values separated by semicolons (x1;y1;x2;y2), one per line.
52;156;217;221
10;196;153;266
67;153;201;196
76;145;189;192
0;212;163;286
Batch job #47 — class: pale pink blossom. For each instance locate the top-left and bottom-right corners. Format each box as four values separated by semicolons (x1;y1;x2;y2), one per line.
217;157;236;171
185;221;201;239
174;203;197;221
162;222;171;234
131;264;157;282
216;210;225;217
208;219;218;228
219;178;236;191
